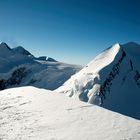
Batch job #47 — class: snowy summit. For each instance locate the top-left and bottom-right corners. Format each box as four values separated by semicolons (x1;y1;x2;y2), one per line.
56;42;140;119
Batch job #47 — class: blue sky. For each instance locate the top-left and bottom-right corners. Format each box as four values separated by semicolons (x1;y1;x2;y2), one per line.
0;0;140;65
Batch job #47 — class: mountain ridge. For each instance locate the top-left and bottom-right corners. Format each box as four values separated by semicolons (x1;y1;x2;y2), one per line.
0;42;82;90
56;42;140;119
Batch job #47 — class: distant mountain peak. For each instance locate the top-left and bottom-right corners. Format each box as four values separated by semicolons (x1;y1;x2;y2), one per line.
0;41;81;92
15;46;25;49
12;46;33;56
46;57;57;62
0;42;11;50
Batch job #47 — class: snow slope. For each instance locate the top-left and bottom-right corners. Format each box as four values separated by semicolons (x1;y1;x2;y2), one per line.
0;86;140;140
56;42;140;119
0;42;82;90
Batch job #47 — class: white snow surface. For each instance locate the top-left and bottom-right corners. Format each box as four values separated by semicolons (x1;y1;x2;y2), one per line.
0;86;140;140
56;42;140;119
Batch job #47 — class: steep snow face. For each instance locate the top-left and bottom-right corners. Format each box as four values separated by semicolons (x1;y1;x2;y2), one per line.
56;43;122;98
56;42;140;119
85;43;121;73
0;43;82;90
0;86;140;140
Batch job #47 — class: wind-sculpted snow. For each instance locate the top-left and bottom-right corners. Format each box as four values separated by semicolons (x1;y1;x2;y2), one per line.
56;42;140;119
0;86;140;140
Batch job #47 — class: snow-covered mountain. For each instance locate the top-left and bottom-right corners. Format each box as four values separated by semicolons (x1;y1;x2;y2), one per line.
0;42;82;90
56;42;140;119
0;86;140;140
0;42;140;140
